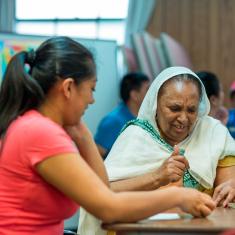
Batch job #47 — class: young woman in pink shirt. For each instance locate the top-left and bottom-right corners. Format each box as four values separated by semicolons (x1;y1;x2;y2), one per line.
0;37;215;235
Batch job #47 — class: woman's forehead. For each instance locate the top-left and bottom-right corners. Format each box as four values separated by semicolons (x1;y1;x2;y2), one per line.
157;80;200;103
159;78;200;94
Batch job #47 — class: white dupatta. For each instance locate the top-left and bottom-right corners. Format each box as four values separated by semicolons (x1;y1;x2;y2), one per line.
78;66;235;235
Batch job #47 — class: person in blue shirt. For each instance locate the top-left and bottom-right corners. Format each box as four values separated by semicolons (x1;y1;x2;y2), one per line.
95;72;150;159
229;82;235;109
196;71;228;125
227;82;235;138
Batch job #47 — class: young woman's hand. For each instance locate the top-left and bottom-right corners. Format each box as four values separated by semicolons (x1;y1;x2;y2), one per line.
178;188;215;217
65;121;92;145
65;122;109;183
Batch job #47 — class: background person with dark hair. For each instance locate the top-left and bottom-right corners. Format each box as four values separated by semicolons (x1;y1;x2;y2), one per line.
226;82;235;138
196;71;228;125
95;72;150;158
229;81;235;109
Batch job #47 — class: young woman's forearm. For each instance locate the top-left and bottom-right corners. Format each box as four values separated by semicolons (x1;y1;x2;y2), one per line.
99;187;183;223
65;124;109;185
100;186;215;223
75;136;109;185
37;153;214;224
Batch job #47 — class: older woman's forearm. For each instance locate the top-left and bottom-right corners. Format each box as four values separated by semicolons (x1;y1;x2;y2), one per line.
110;171;163;192
214;165;235;186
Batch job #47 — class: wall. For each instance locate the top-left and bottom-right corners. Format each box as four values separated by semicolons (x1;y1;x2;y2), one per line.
147;0;235;106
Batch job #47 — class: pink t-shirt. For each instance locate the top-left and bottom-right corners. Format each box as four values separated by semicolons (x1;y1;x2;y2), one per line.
0;110;79;235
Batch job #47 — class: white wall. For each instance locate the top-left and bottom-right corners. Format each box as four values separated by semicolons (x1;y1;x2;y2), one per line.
79;39;119;134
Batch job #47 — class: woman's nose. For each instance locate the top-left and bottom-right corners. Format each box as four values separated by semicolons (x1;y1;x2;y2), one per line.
177;112;188;123
90;97;95;104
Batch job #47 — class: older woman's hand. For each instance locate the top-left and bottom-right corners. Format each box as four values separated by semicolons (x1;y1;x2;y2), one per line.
213;179;235;207
158;146;189;186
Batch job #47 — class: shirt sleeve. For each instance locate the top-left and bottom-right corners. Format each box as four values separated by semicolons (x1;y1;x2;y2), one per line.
218;156;235;167
219;126;235;160
22;119;78;167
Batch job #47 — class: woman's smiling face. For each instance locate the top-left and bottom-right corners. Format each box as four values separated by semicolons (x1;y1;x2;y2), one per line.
156;77;200;146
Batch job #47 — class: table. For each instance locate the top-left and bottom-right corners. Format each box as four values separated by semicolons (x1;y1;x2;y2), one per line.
103;208;235;235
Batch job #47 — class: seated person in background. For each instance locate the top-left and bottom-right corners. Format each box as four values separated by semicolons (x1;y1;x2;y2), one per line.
196;71;228;125
79;66;235;235
227;82;235;138
95;72;150;158
0;39;214;235
229;81;235;109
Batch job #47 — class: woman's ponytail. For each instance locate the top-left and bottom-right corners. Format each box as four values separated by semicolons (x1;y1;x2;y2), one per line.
0;36;96;137
0;50;44;137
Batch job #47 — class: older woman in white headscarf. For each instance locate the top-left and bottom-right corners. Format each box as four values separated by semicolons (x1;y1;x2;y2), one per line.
78;66;235;235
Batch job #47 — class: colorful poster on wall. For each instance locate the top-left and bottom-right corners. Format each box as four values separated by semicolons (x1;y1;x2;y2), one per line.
0;39;42;82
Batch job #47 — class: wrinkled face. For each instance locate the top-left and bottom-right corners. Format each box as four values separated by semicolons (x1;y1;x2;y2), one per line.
156;79;200;146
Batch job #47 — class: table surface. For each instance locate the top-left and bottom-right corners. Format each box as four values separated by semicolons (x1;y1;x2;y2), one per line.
103;207;235;233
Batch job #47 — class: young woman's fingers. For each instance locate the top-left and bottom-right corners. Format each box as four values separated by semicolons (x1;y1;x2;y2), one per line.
199;205;213;217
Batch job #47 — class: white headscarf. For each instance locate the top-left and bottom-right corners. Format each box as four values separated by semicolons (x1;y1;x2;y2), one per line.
138;66;210;127
78;66;235;235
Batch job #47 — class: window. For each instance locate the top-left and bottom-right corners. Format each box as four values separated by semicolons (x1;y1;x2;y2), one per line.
15;0;129;44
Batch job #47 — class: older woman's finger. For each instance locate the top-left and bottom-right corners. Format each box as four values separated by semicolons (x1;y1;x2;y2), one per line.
213;194;223;206
214;184;231;206
170;174;182;182
169;158;187;171
213;184;223;200
171;155;189;169
214;193;224;206
171;168;185;178
223;190;235;207
171;145;180;156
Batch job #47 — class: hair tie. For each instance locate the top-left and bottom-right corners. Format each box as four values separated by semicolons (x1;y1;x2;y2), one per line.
26;49;36;66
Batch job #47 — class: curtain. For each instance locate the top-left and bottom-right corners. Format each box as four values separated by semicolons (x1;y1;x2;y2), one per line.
0;0;15;32
124;0;156;47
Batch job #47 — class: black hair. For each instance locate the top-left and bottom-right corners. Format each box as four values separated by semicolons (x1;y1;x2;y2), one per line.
120;72;149;103
196;71;220;98
0;36;95;137
230;90;235;100
159;74;202;101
